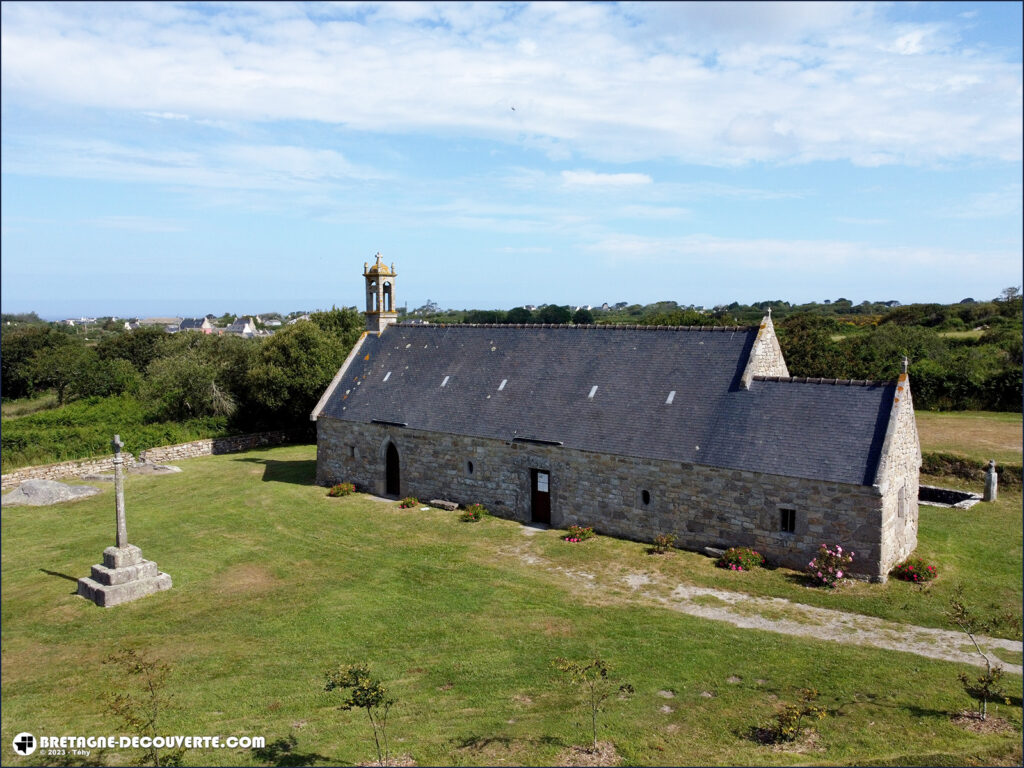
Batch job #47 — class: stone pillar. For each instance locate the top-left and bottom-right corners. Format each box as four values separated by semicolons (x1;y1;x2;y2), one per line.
77;436;171;607
113;435;128;548
983;460;998;502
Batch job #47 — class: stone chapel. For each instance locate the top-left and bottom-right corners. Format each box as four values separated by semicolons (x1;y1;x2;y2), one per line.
313;255;922;581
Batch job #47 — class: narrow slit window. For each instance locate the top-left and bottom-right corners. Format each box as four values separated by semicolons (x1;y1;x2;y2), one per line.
780;507;796;533
641;490;651;506
498;379;507;391
666;390;676;404
441;375;450;387
383;371;392;382
467;461;474;475
588;385;598;399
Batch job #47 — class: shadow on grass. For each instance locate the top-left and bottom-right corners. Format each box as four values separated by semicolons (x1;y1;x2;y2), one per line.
234;458;317;486
454;734;565;752
40;568;78;582
252;734;336;766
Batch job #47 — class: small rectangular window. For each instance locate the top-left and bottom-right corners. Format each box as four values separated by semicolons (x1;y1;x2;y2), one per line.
780;507;796;533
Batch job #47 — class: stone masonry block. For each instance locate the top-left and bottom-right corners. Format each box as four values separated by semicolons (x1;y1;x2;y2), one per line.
103;544;144;569
90;559;159;586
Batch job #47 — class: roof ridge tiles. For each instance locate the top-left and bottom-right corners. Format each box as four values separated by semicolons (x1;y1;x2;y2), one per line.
752;374;893;387
396;322;753;332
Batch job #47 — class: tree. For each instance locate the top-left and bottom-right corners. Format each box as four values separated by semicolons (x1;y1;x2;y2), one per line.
96;326;169;373
552;657;632;752
309;306;364;350
946;583;1015;720
246;321;348;425
572;308;595;324
28;344;92;405
142;352;237;421
537;304;572;324
325;664;395;767
1;325;77;399
506;306;533;324
104;648;184;767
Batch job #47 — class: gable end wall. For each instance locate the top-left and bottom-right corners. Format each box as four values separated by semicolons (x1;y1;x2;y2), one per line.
873;373;922;573
741;314;789;387
318;417;890;579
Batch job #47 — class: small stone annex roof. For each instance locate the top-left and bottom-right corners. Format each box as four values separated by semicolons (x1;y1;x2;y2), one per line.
317;324;896;486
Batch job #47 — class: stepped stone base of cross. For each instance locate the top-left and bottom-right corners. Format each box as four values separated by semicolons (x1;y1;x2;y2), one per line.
77;544;172;607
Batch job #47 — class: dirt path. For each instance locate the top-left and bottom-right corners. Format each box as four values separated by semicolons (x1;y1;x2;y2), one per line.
508;542;1023;674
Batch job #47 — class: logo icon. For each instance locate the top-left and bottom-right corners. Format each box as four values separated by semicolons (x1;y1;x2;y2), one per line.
13;733;36;755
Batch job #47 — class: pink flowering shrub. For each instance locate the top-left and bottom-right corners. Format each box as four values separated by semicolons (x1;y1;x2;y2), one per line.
716;546;765;571
564;524;595;542
806;544;854;588
892;555;938;582
459;503;488;522
397;496;419;509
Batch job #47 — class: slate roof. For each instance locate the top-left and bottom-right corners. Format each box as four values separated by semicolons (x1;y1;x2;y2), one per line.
317;324;895;486
179;318;207;330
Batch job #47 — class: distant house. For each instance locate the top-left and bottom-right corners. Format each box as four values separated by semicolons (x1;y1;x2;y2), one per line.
225;317;257;337
139;317;183;329
288;314;311;325
264;319;282;327
61;319;76;326
123;320;141;331
179;317;213;334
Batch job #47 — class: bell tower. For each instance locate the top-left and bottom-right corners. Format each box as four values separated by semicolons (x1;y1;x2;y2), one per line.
363;252;398;333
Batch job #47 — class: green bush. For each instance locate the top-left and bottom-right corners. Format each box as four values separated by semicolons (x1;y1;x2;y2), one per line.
651;532;677;554
397;496;418;509
717;546;765;571
327;483;356;497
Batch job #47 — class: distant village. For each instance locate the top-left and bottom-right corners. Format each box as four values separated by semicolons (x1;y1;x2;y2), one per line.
56;312;315;337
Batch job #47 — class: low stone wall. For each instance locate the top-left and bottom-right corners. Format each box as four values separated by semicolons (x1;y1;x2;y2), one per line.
138;431;299;464
1;430;300;491
1;453;137;491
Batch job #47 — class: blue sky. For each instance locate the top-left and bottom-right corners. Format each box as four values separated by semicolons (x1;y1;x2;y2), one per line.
2;1;1021;319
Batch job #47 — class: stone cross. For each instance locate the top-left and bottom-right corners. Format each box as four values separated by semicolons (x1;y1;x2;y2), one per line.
112;434;128;548
984;459;998;502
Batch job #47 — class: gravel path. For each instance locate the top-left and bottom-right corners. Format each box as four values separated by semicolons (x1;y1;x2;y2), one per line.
507;544;1022;674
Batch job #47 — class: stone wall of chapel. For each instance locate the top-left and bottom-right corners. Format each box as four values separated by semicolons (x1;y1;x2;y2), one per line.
875;374;922;574
317;418;891;580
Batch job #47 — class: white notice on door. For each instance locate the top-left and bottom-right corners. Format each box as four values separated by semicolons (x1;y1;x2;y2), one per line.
537;472;549;492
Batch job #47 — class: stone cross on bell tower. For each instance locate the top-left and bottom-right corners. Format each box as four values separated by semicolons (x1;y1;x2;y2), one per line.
363;252;398;333
77;435;172;607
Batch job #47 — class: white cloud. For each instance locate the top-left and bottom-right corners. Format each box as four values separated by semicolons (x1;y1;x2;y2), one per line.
584;232;1012;272
561;170;652;187
1;1;1019;167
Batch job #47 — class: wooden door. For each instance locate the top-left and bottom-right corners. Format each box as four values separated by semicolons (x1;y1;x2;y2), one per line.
531;469;550;524
386;443;401;497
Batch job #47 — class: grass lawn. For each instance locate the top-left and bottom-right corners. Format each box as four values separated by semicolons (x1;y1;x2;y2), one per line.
2;445;1021;767
915;410;1022;466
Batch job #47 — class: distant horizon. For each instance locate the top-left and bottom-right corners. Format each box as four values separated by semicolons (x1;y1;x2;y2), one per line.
15;286;1015;324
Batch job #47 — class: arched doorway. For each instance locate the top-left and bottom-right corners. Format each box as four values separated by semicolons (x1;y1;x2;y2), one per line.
385;442;400;497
